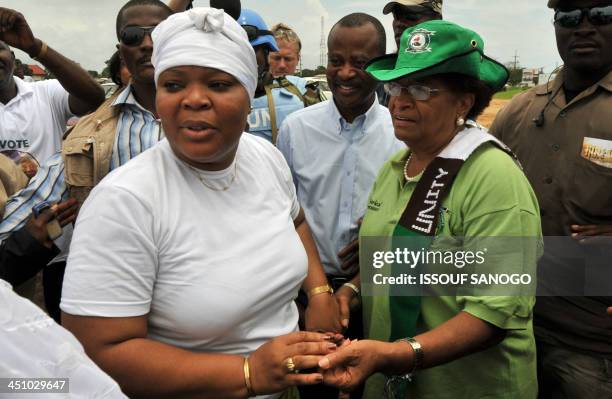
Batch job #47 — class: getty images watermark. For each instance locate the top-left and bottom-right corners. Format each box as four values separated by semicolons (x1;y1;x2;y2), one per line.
360;236;612;297
371;247;532;287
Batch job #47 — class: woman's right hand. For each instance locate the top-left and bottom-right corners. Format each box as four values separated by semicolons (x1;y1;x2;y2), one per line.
248;331;338;395
319;339;402;393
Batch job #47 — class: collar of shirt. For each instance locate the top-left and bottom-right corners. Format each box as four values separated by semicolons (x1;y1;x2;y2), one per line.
536;68;612;107
390;147;410;186
327;93;380;137
112;84;156;117
3;76;34;107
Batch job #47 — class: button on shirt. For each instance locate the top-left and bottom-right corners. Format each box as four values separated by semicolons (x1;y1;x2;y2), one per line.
0;85;163;255
277;98;403;276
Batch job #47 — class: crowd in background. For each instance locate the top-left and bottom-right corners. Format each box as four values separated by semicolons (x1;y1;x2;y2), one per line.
0;0;611;398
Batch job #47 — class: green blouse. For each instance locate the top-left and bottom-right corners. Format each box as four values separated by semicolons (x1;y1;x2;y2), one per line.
359;143;542;399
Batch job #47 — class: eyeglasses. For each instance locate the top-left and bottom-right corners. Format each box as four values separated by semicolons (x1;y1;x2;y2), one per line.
554;5;612;28
241;25;273;42
384;82;443;100
120;26;155;47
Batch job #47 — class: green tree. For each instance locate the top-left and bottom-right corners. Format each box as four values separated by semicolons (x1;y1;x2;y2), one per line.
300;65;326;77
504;62;523;87
508;68;523;86
100;56;112;79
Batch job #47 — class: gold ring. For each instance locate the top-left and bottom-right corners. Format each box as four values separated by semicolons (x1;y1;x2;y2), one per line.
283;357;298;373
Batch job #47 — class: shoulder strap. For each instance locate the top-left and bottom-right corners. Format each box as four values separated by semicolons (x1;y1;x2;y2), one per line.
276;77;306;104
264;84;279;145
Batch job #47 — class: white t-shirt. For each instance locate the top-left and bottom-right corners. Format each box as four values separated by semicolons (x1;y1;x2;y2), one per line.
0;77;73;165
62;135;306;396
0;279;127;398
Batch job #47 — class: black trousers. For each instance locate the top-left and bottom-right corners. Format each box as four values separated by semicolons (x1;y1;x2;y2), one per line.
42;261;66;324
537;340;612;399
0;227;59;286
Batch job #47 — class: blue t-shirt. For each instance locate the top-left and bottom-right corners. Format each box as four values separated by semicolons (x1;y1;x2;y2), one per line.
247;75;306;143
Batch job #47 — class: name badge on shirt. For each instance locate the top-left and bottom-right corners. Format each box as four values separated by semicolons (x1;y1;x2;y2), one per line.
581;137;612;169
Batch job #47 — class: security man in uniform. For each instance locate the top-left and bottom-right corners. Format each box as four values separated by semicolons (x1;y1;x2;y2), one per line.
238;9;322;145
490;1;612;397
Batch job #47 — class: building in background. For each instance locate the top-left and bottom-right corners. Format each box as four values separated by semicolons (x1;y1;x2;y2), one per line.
26;64;46;81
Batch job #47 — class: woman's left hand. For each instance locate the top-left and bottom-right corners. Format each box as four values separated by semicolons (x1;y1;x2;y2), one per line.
318;339;388;393
335;285;360;330
305;292;343;333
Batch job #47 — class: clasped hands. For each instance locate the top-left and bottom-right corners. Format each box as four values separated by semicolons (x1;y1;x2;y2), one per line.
249;331;393;396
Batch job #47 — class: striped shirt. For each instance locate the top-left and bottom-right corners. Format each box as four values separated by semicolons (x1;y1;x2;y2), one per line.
0;85;163;249
110;86;163;169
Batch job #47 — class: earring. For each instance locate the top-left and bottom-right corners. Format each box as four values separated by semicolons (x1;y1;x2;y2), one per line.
456;116;465;127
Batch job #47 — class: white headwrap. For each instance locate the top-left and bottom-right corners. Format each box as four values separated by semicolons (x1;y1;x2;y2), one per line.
152;7;258;100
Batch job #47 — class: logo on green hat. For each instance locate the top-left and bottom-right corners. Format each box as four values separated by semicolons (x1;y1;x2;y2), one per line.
406;28;436;54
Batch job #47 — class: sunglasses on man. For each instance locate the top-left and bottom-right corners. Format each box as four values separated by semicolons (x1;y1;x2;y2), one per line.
241;25;273;42
554;5;612;28
120;26;155;47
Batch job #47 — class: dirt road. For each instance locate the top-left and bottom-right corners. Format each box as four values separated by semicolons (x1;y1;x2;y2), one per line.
477;99;510;128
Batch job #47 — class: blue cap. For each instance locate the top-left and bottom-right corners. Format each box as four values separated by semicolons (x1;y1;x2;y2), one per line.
237;9;279;52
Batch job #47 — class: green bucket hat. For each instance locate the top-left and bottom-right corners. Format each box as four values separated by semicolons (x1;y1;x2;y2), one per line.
365;20;509;91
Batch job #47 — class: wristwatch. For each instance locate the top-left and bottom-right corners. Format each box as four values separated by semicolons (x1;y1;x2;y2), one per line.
342;282;360;296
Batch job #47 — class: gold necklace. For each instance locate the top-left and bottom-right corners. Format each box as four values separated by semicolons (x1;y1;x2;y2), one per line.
187;161;238;192
404;153;424;183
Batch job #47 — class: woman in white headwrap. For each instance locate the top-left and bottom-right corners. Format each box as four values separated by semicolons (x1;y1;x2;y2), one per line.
61;8;341;399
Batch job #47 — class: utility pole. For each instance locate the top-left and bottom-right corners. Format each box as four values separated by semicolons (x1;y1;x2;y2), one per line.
319;16;326;68
513;50;520;71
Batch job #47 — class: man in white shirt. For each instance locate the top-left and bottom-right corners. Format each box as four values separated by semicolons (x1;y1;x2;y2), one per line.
0;6;104;305
277;13;402;399
0;7;104;166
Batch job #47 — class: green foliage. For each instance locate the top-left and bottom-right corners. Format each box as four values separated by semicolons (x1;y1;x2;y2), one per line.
507;68;523;86
494;87;528;100
100;56;112;79
300;65;326;77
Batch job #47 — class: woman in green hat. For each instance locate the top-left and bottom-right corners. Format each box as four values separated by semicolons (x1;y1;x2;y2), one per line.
317;20;541;399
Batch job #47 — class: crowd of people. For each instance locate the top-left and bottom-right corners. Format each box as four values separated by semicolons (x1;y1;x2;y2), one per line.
0;0;611;398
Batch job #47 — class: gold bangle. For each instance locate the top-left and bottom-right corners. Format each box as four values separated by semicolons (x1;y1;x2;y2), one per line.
243;357;255;397
33;40;48;61
307;284;334;299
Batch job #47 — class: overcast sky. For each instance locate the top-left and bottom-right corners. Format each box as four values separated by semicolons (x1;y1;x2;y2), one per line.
2;0;562;73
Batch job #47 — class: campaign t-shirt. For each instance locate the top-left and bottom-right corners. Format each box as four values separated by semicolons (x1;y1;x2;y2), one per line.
0;77;73;170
